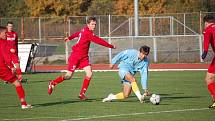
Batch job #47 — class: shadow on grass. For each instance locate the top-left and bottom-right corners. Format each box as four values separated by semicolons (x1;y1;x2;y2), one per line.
0;105;19;109
105;93;205;104
33;97;103;108
25;77;83;84
0;98;104;109
161;95;204;101
33;100;79;107
158;93;205;101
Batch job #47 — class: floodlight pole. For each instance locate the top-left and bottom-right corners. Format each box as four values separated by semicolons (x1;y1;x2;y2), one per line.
134;0;139;36
108;15;112;63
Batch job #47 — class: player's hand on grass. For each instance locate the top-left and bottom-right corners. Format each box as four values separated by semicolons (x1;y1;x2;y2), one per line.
201;51;207;60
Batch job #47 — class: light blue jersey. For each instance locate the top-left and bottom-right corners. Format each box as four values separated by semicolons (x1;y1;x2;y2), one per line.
111;49;149;90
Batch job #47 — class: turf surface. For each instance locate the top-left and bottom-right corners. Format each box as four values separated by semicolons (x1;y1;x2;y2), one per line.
0;71;215;121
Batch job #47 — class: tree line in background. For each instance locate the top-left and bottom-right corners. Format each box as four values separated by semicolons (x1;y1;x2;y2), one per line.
0;0;214;17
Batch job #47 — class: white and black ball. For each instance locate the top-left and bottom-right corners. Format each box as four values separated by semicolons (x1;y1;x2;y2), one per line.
150;94;161;105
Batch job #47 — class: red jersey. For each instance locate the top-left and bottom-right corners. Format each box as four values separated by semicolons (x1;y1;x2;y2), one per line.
0;39;13;69
68;26;114;57
203;23;215;53
6;31;18;55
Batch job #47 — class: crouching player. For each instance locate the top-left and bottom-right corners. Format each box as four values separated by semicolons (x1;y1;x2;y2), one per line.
0;26;32;109
102;45;150;103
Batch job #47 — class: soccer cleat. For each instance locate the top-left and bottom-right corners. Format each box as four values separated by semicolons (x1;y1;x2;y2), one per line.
48;81;55;95
102;93;114;102
79;94;87;101
143;90;151;97
209;101;215;108
20;79;28;83
21;104;33;109
140;95;145;103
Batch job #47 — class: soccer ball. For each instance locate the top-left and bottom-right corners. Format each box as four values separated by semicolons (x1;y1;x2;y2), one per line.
150;94;160;105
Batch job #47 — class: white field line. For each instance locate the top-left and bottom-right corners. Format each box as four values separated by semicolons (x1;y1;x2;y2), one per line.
2;108;209;121
61;108;209;121
2;116;84;121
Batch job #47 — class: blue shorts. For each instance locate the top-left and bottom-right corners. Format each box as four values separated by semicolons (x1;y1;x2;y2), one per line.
118;67;134;86
118;66;135;79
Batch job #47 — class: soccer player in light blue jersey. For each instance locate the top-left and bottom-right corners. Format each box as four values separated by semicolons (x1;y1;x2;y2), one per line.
102;45;150;103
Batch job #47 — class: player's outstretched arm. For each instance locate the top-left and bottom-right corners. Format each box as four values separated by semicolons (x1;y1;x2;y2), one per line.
65;31;80;42
111;50;128;65
91;35;115;49
202;30;210;58
139;60;149;90
201;51;208;60
140;67;148;91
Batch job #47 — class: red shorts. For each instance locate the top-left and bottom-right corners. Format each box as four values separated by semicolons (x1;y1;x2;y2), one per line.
67;53;90;72
0;67;17;83
11;53;19;64
208;56;215;74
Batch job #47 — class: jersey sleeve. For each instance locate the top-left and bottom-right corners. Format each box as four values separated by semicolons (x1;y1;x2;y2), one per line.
203;29;211;52
139;60;149;90
90;34;114;48
1;43;13;68
111;50;128;64
67;31;80;41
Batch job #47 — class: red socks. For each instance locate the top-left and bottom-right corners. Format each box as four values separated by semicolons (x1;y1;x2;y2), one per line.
208;82;215;99
52;75;91;96
16;85;26;105
52;76;64;85
79;76;91;95
21;101;27;106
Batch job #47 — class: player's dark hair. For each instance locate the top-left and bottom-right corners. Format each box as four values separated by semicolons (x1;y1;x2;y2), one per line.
139;45;150;55
203;15;215;23
87;16;97;24
0;26;6;32
7;21;14;25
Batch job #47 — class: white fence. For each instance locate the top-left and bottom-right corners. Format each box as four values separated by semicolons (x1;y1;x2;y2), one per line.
1;12;214;65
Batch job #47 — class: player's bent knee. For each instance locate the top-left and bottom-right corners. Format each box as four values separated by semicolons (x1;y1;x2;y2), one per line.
86;72;93;78
128;77;136;82
205;76;214;84
13;80;21;86
88;74;93;78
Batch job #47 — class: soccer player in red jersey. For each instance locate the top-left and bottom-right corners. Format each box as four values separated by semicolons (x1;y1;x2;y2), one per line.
48;16;116;100
202;15;215;108
0;26;32;109
6;21;22;81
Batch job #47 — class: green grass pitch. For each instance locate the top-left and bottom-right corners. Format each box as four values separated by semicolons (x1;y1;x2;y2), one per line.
0;71;215;121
